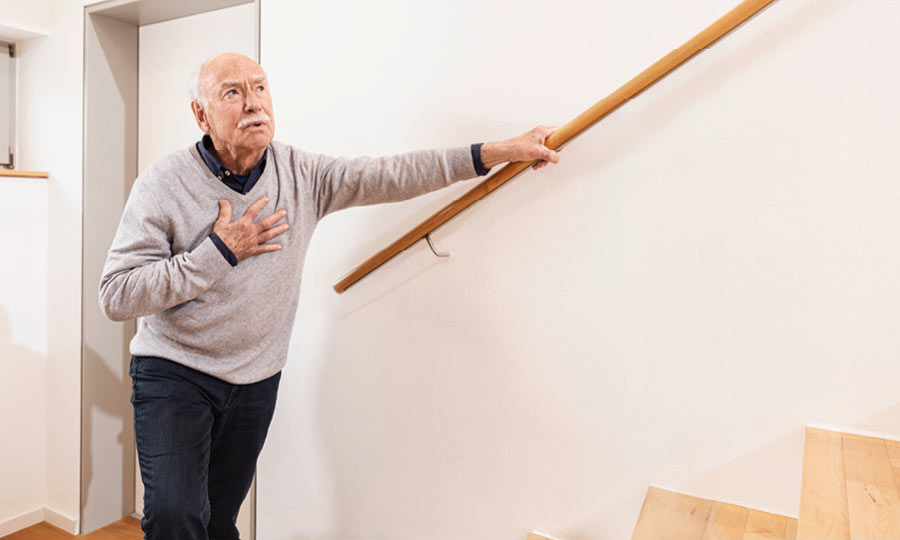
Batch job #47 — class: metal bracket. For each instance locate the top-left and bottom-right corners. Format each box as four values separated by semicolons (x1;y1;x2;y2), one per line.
424;234;450;258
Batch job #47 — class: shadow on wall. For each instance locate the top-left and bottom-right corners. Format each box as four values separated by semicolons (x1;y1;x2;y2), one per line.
307;315;556;540
555;402;900;540
671;403;900;521
81;344;135;524
849;402;900;437
0;307;47;518
674;430;805;517
550;430;805;540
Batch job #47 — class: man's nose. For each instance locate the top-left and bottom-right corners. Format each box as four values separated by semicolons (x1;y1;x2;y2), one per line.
244;88;262;111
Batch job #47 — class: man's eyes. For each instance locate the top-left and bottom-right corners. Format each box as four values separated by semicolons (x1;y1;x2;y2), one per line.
224;86;264;96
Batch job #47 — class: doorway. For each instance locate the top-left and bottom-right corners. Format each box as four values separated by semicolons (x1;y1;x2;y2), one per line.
81;0;259;536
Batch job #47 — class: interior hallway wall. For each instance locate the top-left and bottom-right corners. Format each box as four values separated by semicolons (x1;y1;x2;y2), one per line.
0;0;83;533
257;1;900;539
0;178;48;531
0;4;51;535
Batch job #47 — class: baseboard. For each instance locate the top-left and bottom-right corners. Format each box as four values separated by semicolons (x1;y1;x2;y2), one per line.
0;508;44;538
43;506;78;534
0;506;79;537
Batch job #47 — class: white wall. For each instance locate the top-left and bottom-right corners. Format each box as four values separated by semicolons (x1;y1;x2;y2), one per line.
0;28;55;511
0;178;47;532
0;0;88;534
258;1;900;539
0;0;51;40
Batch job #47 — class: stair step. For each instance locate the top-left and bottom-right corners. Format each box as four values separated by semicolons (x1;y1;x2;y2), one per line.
631;486;797;540
799;427;900;539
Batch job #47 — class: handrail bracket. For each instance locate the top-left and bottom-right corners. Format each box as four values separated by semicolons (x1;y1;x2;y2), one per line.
425;234;450;258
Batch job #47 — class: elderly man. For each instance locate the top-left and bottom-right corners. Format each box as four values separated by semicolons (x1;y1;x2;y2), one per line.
99;52;559;540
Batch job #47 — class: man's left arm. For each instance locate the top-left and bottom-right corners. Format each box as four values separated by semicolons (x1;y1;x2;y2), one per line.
306;125;560;220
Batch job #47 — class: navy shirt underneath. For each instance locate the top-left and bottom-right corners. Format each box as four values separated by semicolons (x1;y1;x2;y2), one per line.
200;135;491;266
197;134;268;195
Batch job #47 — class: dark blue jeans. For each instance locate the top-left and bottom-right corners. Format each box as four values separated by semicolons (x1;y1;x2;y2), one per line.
129;355;281;540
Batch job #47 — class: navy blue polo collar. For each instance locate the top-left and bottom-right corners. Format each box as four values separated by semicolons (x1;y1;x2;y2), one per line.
196;134;268;195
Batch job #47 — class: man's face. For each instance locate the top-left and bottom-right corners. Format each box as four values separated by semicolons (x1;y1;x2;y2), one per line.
192;53;275;155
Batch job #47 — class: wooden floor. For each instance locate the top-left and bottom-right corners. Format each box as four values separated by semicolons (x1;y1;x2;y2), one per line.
799;427;900;540
631;486;798;540
0;517;142;540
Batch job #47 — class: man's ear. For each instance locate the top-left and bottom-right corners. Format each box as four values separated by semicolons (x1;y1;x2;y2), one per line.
191;101;210;134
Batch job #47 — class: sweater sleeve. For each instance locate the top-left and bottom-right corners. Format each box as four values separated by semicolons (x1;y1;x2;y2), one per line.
98;176;233;322
306;145;479;220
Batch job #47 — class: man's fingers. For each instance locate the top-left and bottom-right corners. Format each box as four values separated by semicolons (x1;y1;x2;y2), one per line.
256;209;287;230
536;125;557;141
531;143;560;170
258;223;289;243
528;147;558;167
216;200;232;225
250;243;282;256
243;196;270;222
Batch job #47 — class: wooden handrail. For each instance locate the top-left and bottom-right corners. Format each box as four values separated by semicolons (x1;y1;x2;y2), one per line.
334;0;778;294
0;170;49;178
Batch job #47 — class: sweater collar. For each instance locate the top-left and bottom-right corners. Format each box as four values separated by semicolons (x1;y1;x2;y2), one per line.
196;134;268;194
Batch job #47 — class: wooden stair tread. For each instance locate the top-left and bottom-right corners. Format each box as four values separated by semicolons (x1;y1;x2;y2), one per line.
704;500;750;540
744;509;792;540
631;486;797;540
800;427;900;540
799;427;850;539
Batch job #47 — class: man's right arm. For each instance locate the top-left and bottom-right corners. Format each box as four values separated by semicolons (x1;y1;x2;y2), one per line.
98;178;234;322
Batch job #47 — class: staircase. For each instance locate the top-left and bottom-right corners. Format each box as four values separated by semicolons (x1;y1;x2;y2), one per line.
799;427;900;539
529;427;900;540
631;486;797;540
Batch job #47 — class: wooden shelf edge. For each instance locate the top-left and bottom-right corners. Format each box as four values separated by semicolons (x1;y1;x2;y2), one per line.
0;170;50;178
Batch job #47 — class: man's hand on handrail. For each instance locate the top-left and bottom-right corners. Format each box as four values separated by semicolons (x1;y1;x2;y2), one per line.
481;125;561;171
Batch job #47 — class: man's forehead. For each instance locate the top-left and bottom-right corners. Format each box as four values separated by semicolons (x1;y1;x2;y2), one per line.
217;74;267;88
204;55;267;85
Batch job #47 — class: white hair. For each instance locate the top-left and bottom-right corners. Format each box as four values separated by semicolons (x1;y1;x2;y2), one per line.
189;58;211;108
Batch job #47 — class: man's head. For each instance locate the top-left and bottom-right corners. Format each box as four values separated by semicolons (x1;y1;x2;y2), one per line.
190;52;275;157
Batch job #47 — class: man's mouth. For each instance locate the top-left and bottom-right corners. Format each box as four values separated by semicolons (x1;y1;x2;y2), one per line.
238;115;270;129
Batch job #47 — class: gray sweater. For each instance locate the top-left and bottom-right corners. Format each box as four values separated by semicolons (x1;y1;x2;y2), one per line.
99;140;478;384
